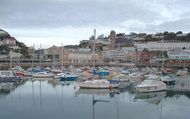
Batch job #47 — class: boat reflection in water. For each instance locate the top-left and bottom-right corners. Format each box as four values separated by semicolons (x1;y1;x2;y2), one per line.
75;88;117;119
76;88;120;97
0;82;14;90
0;82;15;96
134;91;166;104
0;81;21;99
48;79;75;88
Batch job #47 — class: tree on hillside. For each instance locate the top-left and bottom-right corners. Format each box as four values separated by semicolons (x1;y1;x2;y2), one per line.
0;45;10;55
176;31;183;35
185;33;190;41
16;41;30;58
145;34;152;40
163;31;176;40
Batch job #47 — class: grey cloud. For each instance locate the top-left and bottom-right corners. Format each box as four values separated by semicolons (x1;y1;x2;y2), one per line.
144;18;190;33
0;0;163;28
0;0;190;32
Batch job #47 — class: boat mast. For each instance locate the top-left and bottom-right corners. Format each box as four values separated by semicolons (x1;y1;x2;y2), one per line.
161;40;164;69
157;51;160;70
117;43;120;68
32;44;35;68
18;47;21;66
93;29;96;68
39;44;42;67
53;46;56;68
61;43;63;70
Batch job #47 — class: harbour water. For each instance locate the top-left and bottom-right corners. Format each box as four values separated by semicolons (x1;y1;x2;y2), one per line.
0;77;190;119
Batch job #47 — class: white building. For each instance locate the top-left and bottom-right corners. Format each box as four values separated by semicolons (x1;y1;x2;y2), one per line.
9;51;22;58
102;47;135;62
135;42;190;51
102;50;126;61
67;48;100;65
167;50;190;60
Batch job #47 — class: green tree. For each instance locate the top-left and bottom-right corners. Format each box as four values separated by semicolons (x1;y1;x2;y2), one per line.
0;45;10;55
176;31;183;34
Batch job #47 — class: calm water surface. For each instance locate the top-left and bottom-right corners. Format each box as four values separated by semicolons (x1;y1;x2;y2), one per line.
0;78;190;119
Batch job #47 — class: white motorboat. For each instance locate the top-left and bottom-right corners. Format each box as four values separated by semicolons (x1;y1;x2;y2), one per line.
23;71;33;77
135;80;167;93
33;72;54;78
0;70;22;82
121;70;130;75
51;69;63;73
127;72;143;82
144;74;160;80
176;69;188;76
112;74;129;82
77;79;120;89
0;70;15;78
159;75;175;85
54;73;65;79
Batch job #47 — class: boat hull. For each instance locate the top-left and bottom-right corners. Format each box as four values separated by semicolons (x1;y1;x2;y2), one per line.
135;80;167;93
60;76;77;81
33;73;54;78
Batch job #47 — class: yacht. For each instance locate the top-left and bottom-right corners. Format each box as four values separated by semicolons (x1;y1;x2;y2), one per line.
112;74;129;82
135;80;166;93
159;75;175;85
54;72;65;79
176;68;188;76
32;71;54;78
126;72;143;82
0;70;22;82
59;73;78;81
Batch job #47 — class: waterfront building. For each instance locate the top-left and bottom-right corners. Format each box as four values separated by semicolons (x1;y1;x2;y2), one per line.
115;33;134;48
28;46;35;57
34;49;48;60
102;50;125;62
47;45;61;62
167;50;190;60
135;42;190;51
65;48;101;66
102;47;136;63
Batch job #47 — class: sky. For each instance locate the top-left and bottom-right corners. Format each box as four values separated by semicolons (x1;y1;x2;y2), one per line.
1;0;190;48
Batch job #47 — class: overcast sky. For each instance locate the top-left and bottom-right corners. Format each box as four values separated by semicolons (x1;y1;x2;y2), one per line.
1;0;190;48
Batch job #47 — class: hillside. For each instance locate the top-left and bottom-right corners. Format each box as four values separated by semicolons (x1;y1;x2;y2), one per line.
0;29;30;58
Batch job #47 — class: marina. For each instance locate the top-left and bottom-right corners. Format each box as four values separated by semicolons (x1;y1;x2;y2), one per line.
0;66;190;119
1;1;190;118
